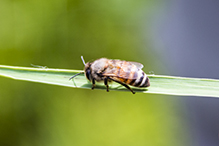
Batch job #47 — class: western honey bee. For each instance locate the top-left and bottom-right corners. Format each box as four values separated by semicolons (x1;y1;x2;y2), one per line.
69;56;150;94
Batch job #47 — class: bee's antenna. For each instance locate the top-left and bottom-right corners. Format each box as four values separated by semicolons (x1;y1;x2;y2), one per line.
81;56;86;66
69;72;84;80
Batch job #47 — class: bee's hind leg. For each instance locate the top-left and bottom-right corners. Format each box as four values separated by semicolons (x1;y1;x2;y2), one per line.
104;77;109;92
108;77;135;94
119;83;135;94
91;78;95;90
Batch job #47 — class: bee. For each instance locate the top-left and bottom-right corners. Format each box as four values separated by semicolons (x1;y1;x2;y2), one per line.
69;56;150;94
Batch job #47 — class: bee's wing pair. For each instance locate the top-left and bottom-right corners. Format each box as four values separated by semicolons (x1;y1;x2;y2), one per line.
102;61;144;80
128;61;144;69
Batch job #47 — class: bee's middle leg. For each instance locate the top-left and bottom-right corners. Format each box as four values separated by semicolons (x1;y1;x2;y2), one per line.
91;78;95;90
104;77;109;92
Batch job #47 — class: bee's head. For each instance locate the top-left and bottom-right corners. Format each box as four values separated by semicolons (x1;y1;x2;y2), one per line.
84;62;92;81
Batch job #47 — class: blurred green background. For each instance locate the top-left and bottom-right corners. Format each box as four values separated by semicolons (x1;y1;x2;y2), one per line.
0;0;189;146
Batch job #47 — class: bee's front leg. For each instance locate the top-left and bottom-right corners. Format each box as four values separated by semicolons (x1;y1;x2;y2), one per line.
104;77;109;92
91;78;95;90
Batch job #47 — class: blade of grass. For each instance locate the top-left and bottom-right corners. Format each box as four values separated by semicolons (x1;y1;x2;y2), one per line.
0;65;219;97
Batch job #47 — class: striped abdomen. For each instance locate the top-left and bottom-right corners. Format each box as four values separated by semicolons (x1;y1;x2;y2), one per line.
126;69;150;88
107;60;150;87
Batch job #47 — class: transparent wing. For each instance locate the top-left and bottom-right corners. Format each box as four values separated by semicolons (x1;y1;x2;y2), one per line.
128;61;144;69
102;71;137;80
102;61;141;80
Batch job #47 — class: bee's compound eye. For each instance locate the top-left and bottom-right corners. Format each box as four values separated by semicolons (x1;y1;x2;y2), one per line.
86;69;91;81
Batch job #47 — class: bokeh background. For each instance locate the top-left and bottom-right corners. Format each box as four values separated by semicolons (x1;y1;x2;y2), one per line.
0;0;219;146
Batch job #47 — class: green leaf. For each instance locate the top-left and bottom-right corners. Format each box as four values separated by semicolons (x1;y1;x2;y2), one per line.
0;65;219;97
